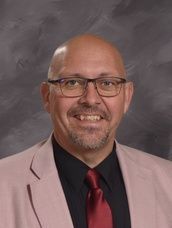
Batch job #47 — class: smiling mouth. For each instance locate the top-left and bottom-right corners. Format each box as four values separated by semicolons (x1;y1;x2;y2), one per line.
74;114;102;121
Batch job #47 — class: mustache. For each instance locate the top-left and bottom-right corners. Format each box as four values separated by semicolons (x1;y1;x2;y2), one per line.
68;105;110;120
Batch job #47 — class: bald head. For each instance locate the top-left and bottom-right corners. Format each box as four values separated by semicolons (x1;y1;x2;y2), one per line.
48;34;126;79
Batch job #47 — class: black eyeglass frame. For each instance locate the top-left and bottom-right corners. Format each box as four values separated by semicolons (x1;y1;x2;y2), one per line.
47;76;127;98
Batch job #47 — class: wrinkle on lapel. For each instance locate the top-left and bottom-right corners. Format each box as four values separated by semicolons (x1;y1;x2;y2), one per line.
116;142;156;228
30;136;55;179
29;136;74;228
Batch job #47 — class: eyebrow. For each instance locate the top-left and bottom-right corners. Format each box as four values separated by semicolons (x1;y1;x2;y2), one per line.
99;72;116;76
58;72;118;77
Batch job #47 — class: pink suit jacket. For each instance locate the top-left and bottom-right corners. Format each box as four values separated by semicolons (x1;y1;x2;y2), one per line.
0;135;172;228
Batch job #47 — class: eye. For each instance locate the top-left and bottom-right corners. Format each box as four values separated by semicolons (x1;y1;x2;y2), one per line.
101;79;117;87
97;78;120;92
62;78;83;90
65;79;79;87
102;80;113;86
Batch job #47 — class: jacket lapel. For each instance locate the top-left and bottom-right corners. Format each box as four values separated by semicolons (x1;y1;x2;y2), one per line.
29;136;74;228
116;143;156;228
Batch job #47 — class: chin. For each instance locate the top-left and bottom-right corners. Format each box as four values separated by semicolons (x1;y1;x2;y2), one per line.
69;131;110;150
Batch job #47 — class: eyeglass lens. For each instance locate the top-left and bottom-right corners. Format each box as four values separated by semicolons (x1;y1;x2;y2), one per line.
59;77;125;97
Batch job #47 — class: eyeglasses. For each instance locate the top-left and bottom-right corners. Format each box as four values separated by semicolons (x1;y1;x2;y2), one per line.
47;76;127;97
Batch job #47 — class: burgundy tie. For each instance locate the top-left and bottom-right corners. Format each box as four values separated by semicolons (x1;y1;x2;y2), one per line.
86;169;113;228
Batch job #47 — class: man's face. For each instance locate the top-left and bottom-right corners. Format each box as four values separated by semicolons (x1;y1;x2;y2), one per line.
41;39;133;152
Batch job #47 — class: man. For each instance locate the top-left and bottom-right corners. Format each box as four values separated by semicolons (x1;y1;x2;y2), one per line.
0;34;172;228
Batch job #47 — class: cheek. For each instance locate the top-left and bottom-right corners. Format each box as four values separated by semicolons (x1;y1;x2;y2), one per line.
49;94;75;127
48;93;65;122
105;97;126;124
52;100;68;123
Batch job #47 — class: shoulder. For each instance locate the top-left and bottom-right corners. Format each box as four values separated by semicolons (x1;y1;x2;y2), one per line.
117;142;172;177
0;139;47;183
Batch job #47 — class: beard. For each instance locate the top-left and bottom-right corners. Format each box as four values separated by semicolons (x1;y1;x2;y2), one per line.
68;125;110;150
66;104;112;150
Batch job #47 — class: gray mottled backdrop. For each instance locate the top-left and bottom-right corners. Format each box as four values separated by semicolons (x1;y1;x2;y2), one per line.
0;0;172;159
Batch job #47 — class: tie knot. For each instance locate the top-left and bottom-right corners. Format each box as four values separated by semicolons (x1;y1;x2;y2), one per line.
86;169;100;189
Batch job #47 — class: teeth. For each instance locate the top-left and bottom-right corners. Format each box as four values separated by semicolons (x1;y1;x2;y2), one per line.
79;115;101;121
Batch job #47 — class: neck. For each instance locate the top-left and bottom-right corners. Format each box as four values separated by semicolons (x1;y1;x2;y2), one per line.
53;133;114;168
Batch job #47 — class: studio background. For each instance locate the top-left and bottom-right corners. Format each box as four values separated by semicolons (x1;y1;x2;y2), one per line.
0;0;171;159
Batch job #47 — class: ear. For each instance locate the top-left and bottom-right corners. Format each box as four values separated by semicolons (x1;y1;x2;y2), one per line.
40;82;51;113
124;82;134;113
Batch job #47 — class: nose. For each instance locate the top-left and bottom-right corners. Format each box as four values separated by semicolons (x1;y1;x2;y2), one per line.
78;81;102;105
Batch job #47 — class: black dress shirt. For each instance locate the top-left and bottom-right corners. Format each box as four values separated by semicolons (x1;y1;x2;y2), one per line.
52;136;131;228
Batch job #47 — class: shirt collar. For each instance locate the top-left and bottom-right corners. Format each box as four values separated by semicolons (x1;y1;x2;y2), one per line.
52;135;118;192
96;144;118;191
52;135;88;192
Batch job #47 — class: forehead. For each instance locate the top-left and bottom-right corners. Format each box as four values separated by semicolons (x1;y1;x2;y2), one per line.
50;36;126;78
